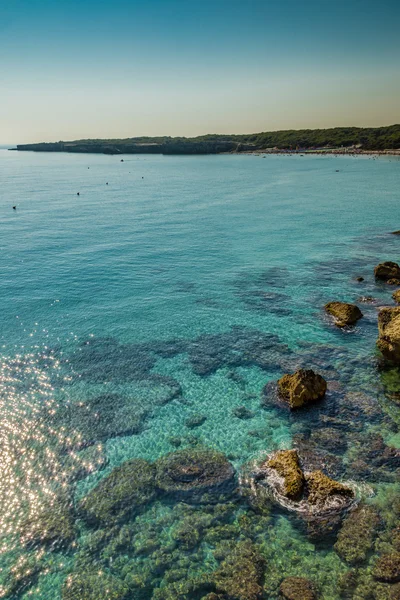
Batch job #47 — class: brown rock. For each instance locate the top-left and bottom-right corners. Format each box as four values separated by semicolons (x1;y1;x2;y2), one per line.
377;307;400;364
266;449;304;500
305;470;354;507
373;553;400;583
325;302;363;327
388;279;400;285
393;290;400;304
279;577;317;600
374;262;400;282
277;369;327;409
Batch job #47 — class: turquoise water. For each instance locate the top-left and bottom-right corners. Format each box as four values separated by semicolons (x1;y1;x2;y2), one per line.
0;149;400;599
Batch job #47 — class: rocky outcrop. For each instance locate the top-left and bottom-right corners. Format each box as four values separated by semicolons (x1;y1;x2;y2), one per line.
373;554;400;583
254;451;355;518
277;369;327;409
324;301;363;327
393;290;400;304
374;262;400;282
377;307;400;363
156;447;236;503
279;577;317;600
305;470;353;507
265;450;304;500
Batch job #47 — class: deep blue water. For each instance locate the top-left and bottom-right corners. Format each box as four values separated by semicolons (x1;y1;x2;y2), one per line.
0;149;399;599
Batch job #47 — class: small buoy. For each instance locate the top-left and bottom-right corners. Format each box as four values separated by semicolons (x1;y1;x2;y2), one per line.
142;176;144;179
336;170;340;172
106;182;109;185
121;159;124;162
77;192;80;196
12;206;16;210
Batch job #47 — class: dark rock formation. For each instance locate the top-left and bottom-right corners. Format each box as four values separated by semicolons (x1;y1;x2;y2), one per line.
156;447;236;503
79;458;156;525
374;262;400;282
265;449;304;500
279;577;317;600
324;301;363;327
53;393;146;447
377;307;400;363
277;369;327;409
334;505;380;564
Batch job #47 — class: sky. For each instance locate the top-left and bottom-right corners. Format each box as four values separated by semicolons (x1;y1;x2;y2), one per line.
0;0;399;143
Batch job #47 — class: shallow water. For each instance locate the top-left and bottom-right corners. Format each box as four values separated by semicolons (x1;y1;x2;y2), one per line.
0;149;400;599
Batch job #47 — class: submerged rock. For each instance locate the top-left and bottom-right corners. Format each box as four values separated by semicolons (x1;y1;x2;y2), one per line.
22;495;75;549
377;307;400;364
185;413;207;429
279;577;317;600
373;554;400;583
53;393;146;447
213;540;265;600
305;470;353;507
324;301;363;327
156;447;236;504
277;369;327;409
62;571;130;600
232;405;254;419
79;458;156;525
334;505;380;564
374;262;400;282
265;449;304;500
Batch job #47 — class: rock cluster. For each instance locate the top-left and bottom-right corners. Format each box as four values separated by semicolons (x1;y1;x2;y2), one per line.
257;449;354;514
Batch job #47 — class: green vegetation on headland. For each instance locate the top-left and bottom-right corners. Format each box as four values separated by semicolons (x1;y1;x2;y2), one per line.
14;124;400;155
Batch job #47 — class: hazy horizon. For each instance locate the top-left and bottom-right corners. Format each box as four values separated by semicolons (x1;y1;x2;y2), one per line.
1;0;400;144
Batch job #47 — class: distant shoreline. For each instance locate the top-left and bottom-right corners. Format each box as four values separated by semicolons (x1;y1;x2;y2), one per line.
10;124;400;156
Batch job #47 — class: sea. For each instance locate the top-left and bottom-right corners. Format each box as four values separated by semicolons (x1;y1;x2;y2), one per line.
0;148;399;599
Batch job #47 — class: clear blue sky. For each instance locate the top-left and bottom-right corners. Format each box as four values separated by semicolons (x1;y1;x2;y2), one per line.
1;0;399;143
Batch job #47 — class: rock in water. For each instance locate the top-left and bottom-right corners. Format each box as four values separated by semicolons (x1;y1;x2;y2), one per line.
305;470;354;507
324;301;363;327
279;577;317;600
265;449;304;500
277;369;327;409
213;540;265;600
373;554;400;583
79;458;156;525
156;447;235;503
377;307;400;364
334;504;380;564
393;290;400;304
374;261;400;282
